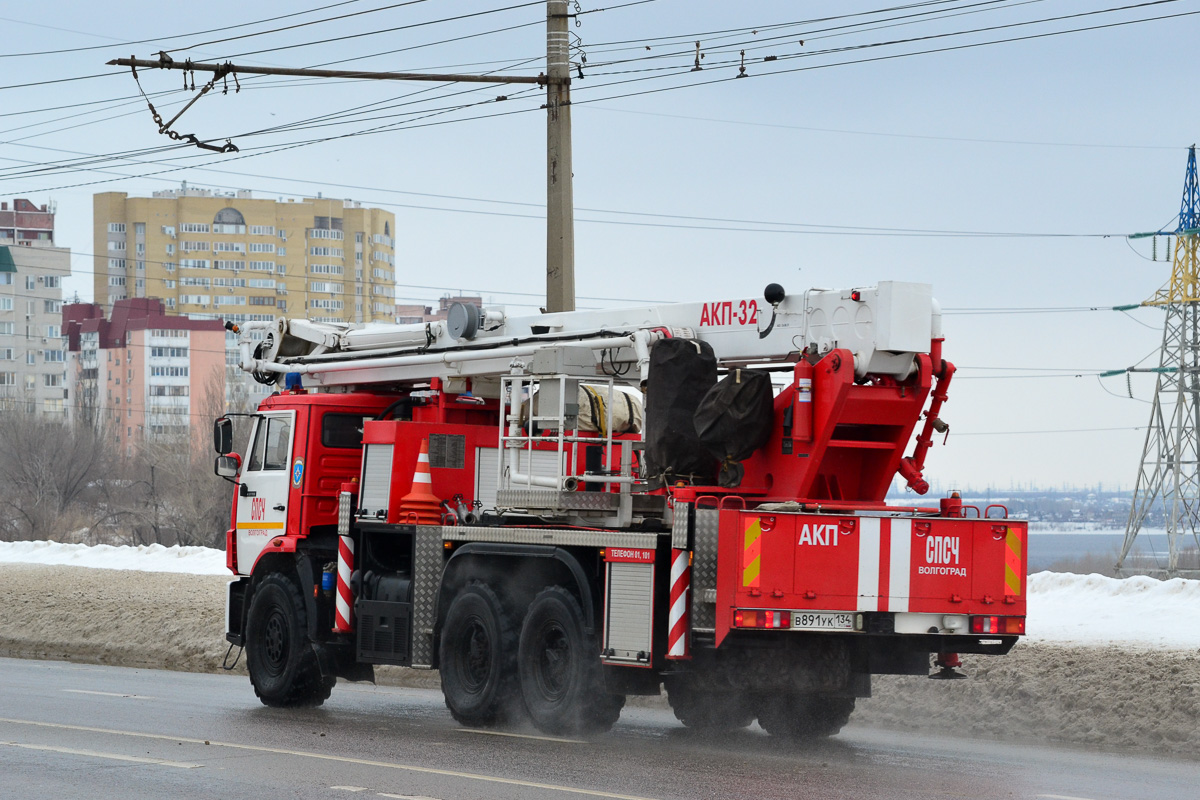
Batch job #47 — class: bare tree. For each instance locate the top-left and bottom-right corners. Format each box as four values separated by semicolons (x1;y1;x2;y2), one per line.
0;407;115;541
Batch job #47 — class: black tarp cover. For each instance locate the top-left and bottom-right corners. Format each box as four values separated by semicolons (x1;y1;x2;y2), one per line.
693;368;774;486
644;337;718;483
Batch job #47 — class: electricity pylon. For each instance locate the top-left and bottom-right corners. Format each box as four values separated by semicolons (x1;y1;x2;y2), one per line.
1119;145;1200;578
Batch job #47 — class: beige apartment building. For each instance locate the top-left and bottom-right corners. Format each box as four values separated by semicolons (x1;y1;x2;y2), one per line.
93;185;397;325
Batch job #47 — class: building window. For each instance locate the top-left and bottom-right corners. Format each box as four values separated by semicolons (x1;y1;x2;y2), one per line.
180;223;209;233
181;241;210;251
135;223;145;235
0;323;11;334
151;347;189;358
213;241;246;253
25;275;35;291
108;240;126;251
0;298;11;311
44;276;60;289
44;374;62;387
250;225;275;236
108;223;126;233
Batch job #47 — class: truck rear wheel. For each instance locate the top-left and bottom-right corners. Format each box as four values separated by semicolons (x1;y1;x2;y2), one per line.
756;694;855;739
664;676;755;731
439;581;519;727
245;573;334;708
517;587;624;736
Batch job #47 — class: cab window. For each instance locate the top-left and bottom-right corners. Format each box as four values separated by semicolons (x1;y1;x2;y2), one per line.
322;413;370;449
263;418;292;470
247;416;291;471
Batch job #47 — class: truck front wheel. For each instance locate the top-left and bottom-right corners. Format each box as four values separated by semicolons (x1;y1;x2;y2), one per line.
245;573;334;707
517;586;624;736
439;581;519;727
756;694;855;739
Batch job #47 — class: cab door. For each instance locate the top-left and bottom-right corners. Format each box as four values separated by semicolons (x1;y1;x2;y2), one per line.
234;410;295;575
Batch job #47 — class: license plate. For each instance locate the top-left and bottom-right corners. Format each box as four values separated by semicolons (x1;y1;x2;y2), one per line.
792;611;855;631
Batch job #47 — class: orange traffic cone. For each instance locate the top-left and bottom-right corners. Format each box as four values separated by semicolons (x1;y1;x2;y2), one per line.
398;438;442;524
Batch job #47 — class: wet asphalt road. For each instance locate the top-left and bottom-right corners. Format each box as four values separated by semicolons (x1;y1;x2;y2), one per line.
0;657;1194;800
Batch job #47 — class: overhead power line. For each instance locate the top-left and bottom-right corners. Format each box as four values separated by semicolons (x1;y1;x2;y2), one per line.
0;0;372;58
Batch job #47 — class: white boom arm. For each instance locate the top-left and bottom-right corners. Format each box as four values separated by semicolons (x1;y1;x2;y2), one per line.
235;281;939;390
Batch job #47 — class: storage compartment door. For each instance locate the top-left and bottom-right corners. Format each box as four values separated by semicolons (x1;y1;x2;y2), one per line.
602;549;655;666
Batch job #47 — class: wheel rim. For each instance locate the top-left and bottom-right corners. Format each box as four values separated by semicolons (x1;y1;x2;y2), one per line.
263;607;288;677
533;621;571;701
458;616;492;692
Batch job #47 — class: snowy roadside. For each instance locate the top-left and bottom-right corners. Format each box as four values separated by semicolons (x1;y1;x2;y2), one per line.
1;543;1197;756
4;540;1198;650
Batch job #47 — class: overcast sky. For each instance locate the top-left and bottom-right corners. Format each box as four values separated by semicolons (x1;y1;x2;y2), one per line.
2;0;1198;491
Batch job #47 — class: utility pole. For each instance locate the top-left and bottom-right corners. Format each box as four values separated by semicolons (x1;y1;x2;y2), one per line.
108;0;577;313
1119;145;1200;578
545;0;575;312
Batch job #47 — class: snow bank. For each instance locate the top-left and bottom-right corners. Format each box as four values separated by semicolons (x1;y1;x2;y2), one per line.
0;541;227;575
1026;570;1200;649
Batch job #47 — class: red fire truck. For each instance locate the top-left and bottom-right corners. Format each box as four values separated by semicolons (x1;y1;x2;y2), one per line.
215;281;1026;737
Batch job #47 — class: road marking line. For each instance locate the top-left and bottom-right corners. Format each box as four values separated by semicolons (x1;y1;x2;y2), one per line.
63;690;153;700
0;717;657;800
330;788;370;793
1;741;200;769
456;728;585;744
1036;795;1099;800
378;794;442;800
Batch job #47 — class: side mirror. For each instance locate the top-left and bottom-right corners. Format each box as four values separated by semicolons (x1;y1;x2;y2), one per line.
214;416;234;455
215;453;241;479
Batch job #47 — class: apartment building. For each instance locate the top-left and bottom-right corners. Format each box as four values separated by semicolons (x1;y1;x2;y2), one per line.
93;185;397;327
64;298;225;454
0;198;68;417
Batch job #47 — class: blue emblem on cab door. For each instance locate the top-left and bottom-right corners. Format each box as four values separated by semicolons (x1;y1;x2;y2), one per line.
292;458;304;487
